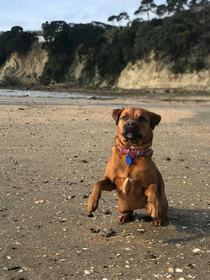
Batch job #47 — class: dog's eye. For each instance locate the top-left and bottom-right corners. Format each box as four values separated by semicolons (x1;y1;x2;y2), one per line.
139;116;146;122
121;115;127;121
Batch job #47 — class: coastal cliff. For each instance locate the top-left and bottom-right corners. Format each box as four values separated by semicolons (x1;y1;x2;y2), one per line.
117;56;210;91
0;42;48;87
0;42;210;92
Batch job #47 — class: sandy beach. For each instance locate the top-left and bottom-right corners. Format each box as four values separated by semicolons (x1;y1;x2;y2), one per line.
0;95;210;280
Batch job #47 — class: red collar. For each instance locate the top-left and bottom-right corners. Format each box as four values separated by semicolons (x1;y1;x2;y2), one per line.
117;146;150;158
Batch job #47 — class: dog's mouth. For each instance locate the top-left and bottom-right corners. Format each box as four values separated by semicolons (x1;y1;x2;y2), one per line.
122;130;142;140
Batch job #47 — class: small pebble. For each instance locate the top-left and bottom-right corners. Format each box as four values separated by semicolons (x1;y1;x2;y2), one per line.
175;268;183;273
3;267;8;271
35;200;44;204
84;270;90;274
90;228;100;233
192;248;201;253
168;268;174;273
104;229;116;238
80;159;88;163
102;209;111;215
125;248;133;251
154;273;162;278
137;228;146;233
186;263;194;268
89;267;95;273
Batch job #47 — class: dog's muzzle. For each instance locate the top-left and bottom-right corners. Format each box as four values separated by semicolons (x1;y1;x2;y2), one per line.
122;121;142;140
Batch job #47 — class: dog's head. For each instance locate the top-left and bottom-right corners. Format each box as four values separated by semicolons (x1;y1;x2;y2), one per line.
112;107;161;148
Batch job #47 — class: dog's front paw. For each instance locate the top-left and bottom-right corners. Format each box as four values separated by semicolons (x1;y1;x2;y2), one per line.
118;213;133;224
88;194;99;213
154;218;165;227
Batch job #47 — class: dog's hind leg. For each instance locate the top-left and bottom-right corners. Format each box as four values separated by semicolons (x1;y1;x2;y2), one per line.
88;177;116;213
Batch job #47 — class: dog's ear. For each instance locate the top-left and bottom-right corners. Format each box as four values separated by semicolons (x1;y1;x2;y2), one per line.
147;110;161;130
112;108;124;125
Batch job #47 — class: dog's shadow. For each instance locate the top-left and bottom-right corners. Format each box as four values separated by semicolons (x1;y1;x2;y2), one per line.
135;206;210;244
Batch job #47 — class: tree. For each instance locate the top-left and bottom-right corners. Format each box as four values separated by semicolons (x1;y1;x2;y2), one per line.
108;12;130;27
108;15;117;26
134;0;157;21
42;21;68;42
116;13;124;26
11;26;23;34
156;4;168;17
118;12;130;24
0;26;34;66
166;0;188;13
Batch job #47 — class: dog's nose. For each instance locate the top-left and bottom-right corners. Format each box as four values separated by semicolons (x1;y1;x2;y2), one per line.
126;121;136;128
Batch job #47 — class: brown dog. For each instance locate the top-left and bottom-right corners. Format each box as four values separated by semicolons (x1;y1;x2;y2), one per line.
88;107;168;226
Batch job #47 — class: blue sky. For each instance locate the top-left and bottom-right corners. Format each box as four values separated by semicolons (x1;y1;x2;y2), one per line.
0;0;164;32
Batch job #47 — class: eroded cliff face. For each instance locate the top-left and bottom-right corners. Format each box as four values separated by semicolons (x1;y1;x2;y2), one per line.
117;57;210;91
0;42;210;91
0;42;48;86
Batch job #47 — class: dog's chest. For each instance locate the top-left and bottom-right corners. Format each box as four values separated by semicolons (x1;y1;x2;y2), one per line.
115;176;147;209
114;175;145;195
122;177;135;193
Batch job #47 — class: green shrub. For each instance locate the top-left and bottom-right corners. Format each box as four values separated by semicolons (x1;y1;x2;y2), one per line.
171;63;185;74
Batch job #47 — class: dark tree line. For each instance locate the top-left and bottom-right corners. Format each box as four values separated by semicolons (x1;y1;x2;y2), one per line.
96;0;210;77
0;26;34;66
40;21;105;83
39;0;210;83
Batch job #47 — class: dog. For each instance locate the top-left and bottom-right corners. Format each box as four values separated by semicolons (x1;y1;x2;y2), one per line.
88;107;168;226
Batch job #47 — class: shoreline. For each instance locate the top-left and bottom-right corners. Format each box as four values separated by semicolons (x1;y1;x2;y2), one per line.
0;85;210;106
1;84;210;97
1;96;210;108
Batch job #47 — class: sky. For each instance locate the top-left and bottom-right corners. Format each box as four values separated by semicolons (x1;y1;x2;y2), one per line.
0;0;164;32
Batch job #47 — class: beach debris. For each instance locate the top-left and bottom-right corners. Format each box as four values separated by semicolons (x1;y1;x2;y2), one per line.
90;228;100;233
137;228;146;233
125;248;133;251
102;209;111;215
175;268;183;273
102;228;116;238
192;248;201;254
35;200;45;204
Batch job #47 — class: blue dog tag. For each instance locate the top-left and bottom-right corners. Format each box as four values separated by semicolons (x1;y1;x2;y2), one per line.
126;156;132;165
